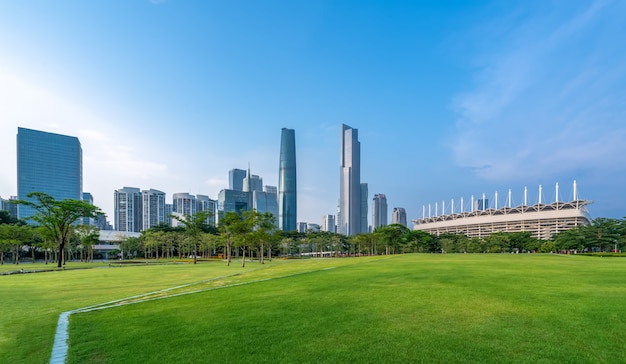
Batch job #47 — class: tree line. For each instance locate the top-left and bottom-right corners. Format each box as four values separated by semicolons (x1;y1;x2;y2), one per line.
2;193;625;267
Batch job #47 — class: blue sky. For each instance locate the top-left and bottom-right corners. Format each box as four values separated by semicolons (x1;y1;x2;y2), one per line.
1;0;625;226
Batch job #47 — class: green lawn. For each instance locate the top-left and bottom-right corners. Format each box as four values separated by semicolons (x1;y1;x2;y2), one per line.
2;255;625;363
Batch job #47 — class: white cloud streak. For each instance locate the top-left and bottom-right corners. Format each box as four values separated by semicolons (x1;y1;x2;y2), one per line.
450;0;626;184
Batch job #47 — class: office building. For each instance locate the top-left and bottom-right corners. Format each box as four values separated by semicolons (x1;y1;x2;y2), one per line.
322;214;336;233
17;127;82;220
1;196;18;219
339;124;364;236
278;128;297;231
142;189;166;230
392;207;407;227
361;183;369;232
475;199;489;211
82;192;94;226
297;222;308;233
307;223;320;232
243;173;263;193
114;187;142;232
229;169;246;191
253;186;279;222
372;193;388;229
217;189;249;222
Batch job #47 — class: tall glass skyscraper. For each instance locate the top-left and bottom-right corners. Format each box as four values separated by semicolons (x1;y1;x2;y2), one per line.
339;124;363;235
17;127;82;220
278;128;297;231
372;193;388;230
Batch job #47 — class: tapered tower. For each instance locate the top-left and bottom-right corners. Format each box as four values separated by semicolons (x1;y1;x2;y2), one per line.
339;124;363;235
278;128;297;231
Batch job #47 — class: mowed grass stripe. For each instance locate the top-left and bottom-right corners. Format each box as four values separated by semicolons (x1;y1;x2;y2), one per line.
66;255;626;364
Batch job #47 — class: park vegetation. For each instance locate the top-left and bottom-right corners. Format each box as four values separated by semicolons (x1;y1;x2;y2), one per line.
2;194;626;267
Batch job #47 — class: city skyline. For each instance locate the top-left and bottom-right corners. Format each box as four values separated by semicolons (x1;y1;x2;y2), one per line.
1;1;625;224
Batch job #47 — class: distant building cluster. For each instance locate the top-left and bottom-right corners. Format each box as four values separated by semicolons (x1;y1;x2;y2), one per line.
4;126;589;243
8;126;300;234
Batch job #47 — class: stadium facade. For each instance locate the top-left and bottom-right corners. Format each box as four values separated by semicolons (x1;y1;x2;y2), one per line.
412;182;592;240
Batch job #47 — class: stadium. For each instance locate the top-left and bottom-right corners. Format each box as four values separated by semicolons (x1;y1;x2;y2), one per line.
412;181;592;240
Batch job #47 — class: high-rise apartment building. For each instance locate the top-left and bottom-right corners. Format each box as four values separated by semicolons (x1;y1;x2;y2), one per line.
392;207;407;227
372;193;388;230
172;193;197;216
322;214;336;233
17;127;82;220
114;187;142;232
339;124;365;235
229;169;246;191
197;194;217;225
142;189;166;230
278;128;297;231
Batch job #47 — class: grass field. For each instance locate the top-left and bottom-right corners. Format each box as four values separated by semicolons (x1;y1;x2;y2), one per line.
1;255;625;363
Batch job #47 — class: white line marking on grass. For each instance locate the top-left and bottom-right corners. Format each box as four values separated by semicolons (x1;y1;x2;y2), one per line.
49;266;337;363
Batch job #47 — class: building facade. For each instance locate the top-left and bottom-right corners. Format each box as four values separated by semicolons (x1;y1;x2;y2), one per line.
253;186;279;222
172;193;197;216
278;128;297;231
392;207;408;227
17;127;82;220
372;193;388;230
229;169;246;191
412;183;591;241
82;192;94;226
142;189;166;230
114;187;142;232
322;214;336;233
197;194;217;225
339;124;364;236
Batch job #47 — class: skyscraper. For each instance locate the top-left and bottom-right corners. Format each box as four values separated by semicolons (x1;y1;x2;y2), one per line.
229;168;246;191
339;124;363;235
243;173;263;193
278;128;297;231
142;189;166;230
322;214;336;233
197;194;217;225
172;193;197;216
17;127;82;220
82;192;94;226
114;187;142;232
253;186;279;222
372;193;388;230
392;207;407;227
361;183;369;232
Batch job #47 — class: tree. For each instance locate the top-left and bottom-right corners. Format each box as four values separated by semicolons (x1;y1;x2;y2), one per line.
375;224;410;255
219;212;243;266
0;210;21;225
0;224;33;264
75;224;99;262
171;211;212;264
249;212;276;264
14;192;101;267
